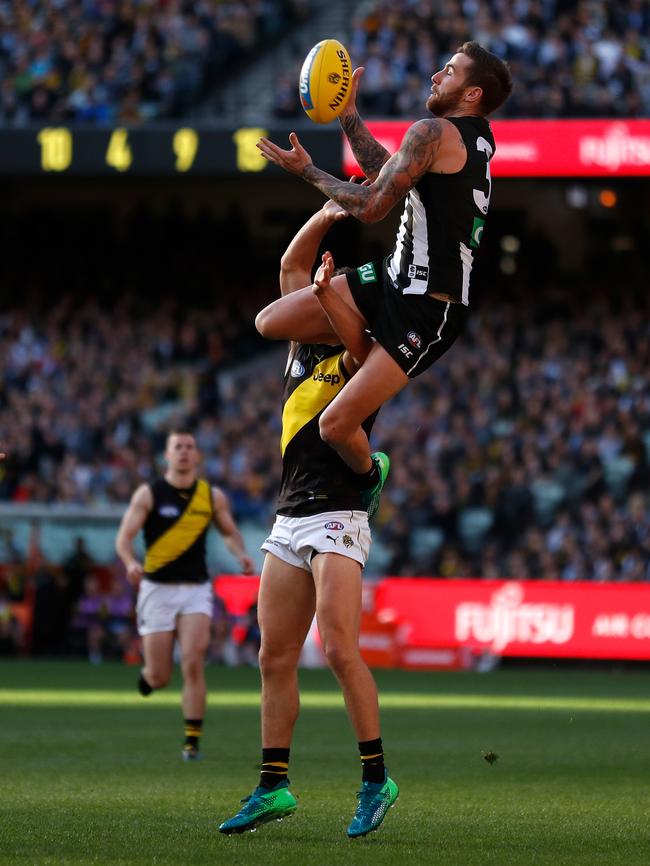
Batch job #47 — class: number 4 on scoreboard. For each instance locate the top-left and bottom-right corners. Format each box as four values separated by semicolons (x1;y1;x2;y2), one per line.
106;129;132;172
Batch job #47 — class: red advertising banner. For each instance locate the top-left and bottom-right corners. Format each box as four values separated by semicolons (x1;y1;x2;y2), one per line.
374;579;650;661
214;576;650;662
342;119;650;177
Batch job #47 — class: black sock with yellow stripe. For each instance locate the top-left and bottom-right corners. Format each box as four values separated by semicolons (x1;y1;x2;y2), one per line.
184;718;203;749
259;748;290;789
359;737;385;784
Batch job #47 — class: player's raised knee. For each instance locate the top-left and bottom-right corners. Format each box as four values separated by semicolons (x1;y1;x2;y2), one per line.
319;410;344;447
255;303;280;339
145;670;171;689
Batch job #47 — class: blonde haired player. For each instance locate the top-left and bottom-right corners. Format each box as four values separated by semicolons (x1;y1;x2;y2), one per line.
116;429;254;760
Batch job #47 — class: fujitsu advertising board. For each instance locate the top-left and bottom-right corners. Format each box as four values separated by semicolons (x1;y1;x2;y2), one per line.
342;119;650;177
374;580;650;660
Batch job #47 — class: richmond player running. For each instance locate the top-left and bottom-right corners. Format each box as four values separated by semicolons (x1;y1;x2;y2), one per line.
116;430;254;760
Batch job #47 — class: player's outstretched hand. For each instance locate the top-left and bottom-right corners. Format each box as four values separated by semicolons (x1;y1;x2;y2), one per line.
256;132;313;175
313;251;335;295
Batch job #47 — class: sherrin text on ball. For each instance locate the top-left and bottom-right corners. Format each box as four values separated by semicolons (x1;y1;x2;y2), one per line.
299;39;352;124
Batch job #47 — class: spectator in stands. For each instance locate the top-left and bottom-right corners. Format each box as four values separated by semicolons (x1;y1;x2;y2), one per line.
0;205;648;588
0;0;309;125
275;0;650;120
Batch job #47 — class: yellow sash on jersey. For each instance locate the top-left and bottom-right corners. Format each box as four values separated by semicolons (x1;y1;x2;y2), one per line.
281;354;346;456
144;479;213;573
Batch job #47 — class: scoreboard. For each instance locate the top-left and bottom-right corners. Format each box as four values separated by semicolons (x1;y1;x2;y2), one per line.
0;126;341;176
2;120;649;177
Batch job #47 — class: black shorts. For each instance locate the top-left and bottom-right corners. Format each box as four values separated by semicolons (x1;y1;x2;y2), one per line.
345;258;467;378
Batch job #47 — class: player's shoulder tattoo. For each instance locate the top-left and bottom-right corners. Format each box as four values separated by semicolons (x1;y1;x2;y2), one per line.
395;118;444;182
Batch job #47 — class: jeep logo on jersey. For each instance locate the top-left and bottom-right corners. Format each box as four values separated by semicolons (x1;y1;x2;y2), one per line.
159;505;180;518
313;371;341;385
408;263;429;281
324;521;345;531
290;359;305;377
470;216;485;249
357;262;377;284
407;331;421;349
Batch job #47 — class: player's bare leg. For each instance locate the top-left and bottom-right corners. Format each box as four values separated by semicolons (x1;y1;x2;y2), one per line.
258;553;316;747
312;550;399;838
177;613;211;760
255;275;363;344
219;553;314;833
141;631;175;691
319;341;409;472
177;613;211;718
311;552;379;740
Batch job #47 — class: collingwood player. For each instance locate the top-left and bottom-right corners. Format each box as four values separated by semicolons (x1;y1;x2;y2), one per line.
255;42;512;505
116;430;254;760
219;198;398;838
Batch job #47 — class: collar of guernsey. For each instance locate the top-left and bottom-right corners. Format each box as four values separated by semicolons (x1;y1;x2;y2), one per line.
144;478;212;573
281;352;349;456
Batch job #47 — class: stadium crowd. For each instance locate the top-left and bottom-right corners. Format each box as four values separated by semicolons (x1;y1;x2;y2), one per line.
0;0;648;125
275;0;650;119
0;0;308;125
1;280;648;585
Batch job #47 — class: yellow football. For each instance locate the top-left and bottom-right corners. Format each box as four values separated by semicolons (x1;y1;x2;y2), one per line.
299;39;352;124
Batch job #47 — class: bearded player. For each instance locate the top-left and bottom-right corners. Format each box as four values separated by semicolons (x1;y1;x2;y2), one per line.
255;41;512;510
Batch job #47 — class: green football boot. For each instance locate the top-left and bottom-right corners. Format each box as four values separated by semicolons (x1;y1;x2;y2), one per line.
218;780;297;834
347;772;399;838
361;452;391;519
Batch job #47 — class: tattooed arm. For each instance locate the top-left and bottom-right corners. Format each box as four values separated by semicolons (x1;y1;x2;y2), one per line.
340;111;390;182
257;120;443;224
338;68;390;181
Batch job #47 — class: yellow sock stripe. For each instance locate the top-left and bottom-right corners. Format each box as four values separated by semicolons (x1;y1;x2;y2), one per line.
184;728;203;736
262;761;289;769
360;752;383;760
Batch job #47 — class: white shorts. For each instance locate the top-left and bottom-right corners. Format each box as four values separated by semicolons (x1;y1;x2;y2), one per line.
261;510;371;572
136;579;213;636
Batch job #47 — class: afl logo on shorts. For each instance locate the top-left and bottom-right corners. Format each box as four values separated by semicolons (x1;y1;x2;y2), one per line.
407;331;421;349
159;505;180;518
324;521;345;531
290;359;305;377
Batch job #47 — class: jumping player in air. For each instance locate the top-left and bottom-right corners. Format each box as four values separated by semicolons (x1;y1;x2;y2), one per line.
255;41;512;508
116;430;255;760
219;197;398;839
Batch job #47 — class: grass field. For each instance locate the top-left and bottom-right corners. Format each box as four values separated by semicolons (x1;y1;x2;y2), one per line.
1;662;650;866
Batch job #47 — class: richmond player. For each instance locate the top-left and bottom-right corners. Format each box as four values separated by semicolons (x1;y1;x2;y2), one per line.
219;198;398;839
116;430;254;760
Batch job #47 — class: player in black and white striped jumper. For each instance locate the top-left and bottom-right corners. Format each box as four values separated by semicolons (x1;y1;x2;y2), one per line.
255;41;512;507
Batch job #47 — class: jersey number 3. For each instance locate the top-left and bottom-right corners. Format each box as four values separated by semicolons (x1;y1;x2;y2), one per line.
473;136;493;215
